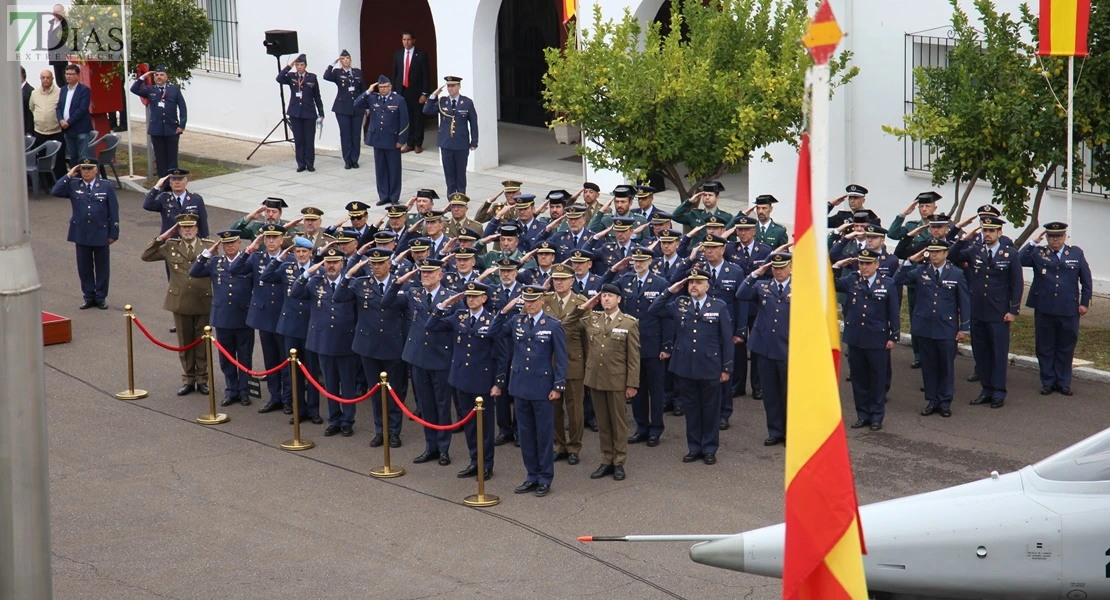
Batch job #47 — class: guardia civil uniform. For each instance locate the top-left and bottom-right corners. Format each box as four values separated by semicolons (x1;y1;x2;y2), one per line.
746;195;789;249
670;181;732;240
229;197;289;242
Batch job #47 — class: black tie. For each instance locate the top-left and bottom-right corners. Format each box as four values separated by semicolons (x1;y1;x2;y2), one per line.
930;266;938;279
528;317;535;332
574;280;583;294
987;248;994;266
158;86;164;94
451;98;457;111
863;278;870;293
622;246;628;258
778;282;784;295
469;315;477;329
662;261;670;278
378;282;385;294
710;269;717;286
694;302;703;319
330;281;337;293
635;279;643;296
743;247;751;260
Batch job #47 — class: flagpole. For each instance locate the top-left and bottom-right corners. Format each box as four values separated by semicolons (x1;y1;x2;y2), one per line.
122;0;134;178
1066;55;1074;235
810;63;831;294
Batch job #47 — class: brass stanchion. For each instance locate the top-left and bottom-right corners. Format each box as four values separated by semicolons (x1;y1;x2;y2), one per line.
115;305;148;400
464;397;499;507
370;371;404;478
281;349;314;451
196;326;230;425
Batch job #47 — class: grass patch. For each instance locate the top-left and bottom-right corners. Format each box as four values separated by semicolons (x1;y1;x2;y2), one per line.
114;148;236;181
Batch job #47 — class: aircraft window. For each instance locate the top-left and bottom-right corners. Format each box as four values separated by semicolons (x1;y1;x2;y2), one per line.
1034;429;1110;482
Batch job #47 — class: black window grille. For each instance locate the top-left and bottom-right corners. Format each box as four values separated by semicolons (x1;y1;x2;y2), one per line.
196;0;239;76
903;30;958;173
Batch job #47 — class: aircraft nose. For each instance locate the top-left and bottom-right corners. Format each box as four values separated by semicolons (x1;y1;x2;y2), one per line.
689;535;745;572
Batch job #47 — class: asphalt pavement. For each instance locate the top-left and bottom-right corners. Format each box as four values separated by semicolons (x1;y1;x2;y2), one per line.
36;190;1110;599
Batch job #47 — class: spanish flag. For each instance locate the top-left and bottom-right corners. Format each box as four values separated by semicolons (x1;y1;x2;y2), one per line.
783;132;868;600
1039;0;1091;56
562;0;576;23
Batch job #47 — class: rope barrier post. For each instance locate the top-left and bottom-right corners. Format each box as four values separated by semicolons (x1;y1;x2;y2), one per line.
463;397;499;507
196;326;230;425
281;349;314;451
370;372;404;478
115;305;148;400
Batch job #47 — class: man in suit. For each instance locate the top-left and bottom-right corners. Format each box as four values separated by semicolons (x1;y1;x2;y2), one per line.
424;76;478;195
57;64;92;167
141;214;214;395
191;230;255;407
323;49;366;170
53;159;118;309
130;65;187;177
355;76;408;205
21;67;34;135
47;5;69;82
276;54;324;172
393;30;431;153
544;264;588;466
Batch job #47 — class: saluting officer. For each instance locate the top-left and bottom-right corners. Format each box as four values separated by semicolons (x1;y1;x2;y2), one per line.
649;268;733;465
568;250;603;299
231;197;288;242
746;195;790;249
671;181;733;240
55;158;120;309
355;75;408;205
737;253;792;446
445;193;482;239
1019;222;1092;396
491;286;569;498
544;264;588;466
292;249;359;436
485;194;548;252
653;230;690;282
520;241;558;286
834;249;900;431
728;216;771;400
489;258;524;445
141;214;213;396
484;224;526;266
297;207;327;250
323;49;366;170
827;184;881;228
428;283;506;481
476;181;522;224
129;65;186;176
425;75;479;194
190;229;255;407
143;169;209;239
565;285;640;482
587;186;648;237
230;224;289;413
950;216;1023;409
276;54;324;173
586;216;638;273
888;191;941;368
540;204;592;262
895;238;970;417
697;234;745;431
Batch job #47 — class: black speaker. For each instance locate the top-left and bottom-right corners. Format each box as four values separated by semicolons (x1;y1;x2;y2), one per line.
263;30;298;57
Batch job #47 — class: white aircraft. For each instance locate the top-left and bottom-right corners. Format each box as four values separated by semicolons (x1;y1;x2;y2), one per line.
583;427;1110;600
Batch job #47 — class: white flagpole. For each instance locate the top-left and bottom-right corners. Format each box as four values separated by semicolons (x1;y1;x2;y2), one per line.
1066;55;1074;234
122;0;133;178
810;63;831;296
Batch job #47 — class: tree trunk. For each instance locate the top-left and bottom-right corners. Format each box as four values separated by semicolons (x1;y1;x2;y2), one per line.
952;167;981;220
1014;164;1055;246
661;164;689;201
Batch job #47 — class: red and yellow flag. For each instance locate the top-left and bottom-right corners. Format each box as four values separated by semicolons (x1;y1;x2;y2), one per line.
1039;0;1091;56
783;132;867;600
562;0;577;23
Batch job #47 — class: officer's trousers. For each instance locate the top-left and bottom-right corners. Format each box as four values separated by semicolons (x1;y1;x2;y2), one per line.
319;353;358;427
675;375;720;455
971;318;1010;400
758;356;788;438
150;134;179;177
441;148;469;195
1034;311;1079;388
280;335;320;417
554;378;584;454
592;389;629;466
632;358;666;437
411;365;452;454
373;147;402;202
173;312;209;385
289;117;316;169
360;356;404;435
848;345;888;423
335;112;362;166
257;330;284;404
497;390;517;439
906;286;921;362
402;92;425;148
732;313;761;397
919;337;956;408
516;396;555;485
457;391;495;469
75;243;110;302
215;326;253;399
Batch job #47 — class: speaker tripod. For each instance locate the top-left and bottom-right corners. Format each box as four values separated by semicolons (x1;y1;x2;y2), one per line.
247;55;294;161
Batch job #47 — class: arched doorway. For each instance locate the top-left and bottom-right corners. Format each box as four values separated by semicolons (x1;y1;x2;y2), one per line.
496;0;565;127
356;1;438;135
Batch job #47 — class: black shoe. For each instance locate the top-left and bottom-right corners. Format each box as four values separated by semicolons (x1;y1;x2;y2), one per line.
283;405;294;415
910;360;921;369
567;453;579;465
306;166;315;172
513;439;520;447
920;404;937;416
870;421;883;431
352;162;359;168
752;389;763;400
483;468;493;481
1040;386;1053;395
845;375;852;382
673;407;684;416
682;452;702;463
389;434;401;447
850;419;870;429
732;386;746;398
553;452;569;462
646;436;660;447
613;465;626;480
79;300;96;310
920;385;926;392
764;437;785;446
452;426;464;435
310;415;323;424
344;163;352;170
967;373;980;382
240;396;252;406
96;301;108;310
296;166;306;172
703;454;717;465
1059;386;1074;396
375;198;392;207
438;452;451;466
990;398;1005;409
340;426;354;437
220;396;236;407
514;481;538;494
494;434;513;446
535;484;551;497
289;415;310;424
176;383;195;396
590;464;615;479
369;434;384;448
627;433;649;444
587;422;599;432
970;395;990;406
718;419;730;431
195;383;209;395
258;401;282;414
323;425;341;436
413;450;440;464
940;407;952;418
457;465;478;478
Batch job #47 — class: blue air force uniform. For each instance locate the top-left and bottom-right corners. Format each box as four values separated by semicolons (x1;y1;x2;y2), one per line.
835;260;901;426
190;243;255;403
291;268;358;430
424;77;478;195
53;167;119;306
260;254;321;418
229;247;288;407
322;55;366;168
276;57;325;171
1019;226;1092;391
129;70;186;176
729;238;772;398
736;267;791;441
354;77;408;203
696;244;746;426
142;184;209;239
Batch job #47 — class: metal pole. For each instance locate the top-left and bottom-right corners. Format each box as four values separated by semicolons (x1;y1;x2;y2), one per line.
1066;55;1074;235
115;305;148;400
196;326;229;425
370;373;404;478
464;397;499;507
122;0;133;177
810;63;832;294
0;9;54;592
281;349;314;451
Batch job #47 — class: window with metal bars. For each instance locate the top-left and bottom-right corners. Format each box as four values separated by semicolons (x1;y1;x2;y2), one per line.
902;29;957;174
196;0;239;76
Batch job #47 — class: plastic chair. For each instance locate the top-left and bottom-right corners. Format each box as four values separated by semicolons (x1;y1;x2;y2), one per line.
25;135;35;150
87;129;102;147
96;134;121;188
25;140;62;199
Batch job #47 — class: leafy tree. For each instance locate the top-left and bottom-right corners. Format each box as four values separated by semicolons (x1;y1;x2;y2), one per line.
542;0;857;199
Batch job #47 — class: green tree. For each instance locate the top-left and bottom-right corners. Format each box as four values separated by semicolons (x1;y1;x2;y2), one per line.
542;0;857;199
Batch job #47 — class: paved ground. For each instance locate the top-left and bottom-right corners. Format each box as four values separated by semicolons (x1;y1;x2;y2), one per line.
36;191;1110;600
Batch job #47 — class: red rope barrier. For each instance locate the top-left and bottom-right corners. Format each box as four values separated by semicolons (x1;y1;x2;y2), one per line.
132;316;204;352
388;386;475;431
212;339;290;377
298;362;379;404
